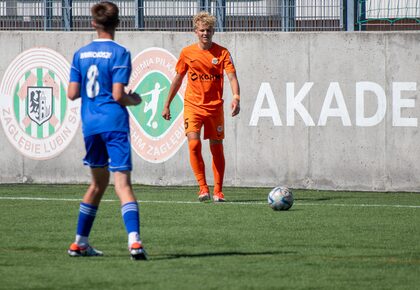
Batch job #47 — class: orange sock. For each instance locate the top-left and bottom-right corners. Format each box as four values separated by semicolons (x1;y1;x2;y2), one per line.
210;143;225;193
188;139;207;187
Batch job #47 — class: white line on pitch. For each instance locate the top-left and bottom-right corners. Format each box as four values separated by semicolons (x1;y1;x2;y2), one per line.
0;196;419;209
299;203;420;209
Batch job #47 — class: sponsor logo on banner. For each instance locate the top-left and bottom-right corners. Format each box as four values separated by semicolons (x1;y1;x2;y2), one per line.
0;47;80;160
127;47;186;163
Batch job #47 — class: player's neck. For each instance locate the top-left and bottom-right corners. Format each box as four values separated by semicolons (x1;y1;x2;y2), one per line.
96;30;115;40
197;41;212;50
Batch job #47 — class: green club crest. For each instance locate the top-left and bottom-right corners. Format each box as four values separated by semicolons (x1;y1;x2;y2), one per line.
0;48;80;160
127;48;186;163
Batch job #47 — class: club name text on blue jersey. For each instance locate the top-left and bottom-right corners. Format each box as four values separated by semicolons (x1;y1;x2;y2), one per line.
80;51;112;59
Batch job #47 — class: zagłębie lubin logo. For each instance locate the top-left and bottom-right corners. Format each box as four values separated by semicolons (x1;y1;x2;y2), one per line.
0;47;80;160
127;47;185;163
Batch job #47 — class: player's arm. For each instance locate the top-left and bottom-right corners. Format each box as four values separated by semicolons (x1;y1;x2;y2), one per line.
227;71;240;117
67;82;81;101
113;83;142;106
162;72;185;120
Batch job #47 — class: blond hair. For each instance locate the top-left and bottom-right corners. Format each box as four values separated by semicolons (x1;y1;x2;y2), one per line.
193;11;216;29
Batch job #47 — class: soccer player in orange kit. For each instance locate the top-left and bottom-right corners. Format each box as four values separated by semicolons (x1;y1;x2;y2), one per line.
162;11;240;202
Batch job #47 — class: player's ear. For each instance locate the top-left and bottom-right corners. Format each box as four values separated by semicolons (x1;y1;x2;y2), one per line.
91;20;97;29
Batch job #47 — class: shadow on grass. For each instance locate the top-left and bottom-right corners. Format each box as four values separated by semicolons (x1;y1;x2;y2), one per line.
296;195;375;201
296;197;335;201
226;198;336;205
153;250;294;261
77;250;297;261
228;195;367;203
228;199;265;203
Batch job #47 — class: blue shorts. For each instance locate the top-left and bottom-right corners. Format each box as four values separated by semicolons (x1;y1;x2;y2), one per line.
83;131;132;172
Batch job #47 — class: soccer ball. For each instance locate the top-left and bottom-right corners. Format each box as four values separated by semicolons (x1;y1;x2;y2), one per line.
268;186;294;211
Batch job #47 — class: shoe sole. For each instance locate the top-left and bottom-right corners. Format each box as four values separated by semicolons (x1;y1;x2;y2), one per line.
131;253;148;260
67;251;103;257
68;250;82;257
131;250;148;261
68;248;103;257
213;197;226;202
198;194;211;202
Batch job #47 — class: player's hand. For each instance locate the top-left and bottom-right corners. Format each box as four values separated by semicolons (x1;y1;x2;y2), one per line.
128;90;142;106
162;106;171;120
231;99;240;117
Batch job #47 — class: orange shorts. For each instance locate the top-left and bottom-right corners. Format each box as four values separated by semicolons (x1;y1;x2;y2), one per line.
183;106;225;140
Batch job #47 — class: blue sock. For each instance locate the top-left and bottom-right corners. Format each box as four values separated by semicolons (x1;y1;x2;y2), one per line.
121;202;140;236
76;203;98;238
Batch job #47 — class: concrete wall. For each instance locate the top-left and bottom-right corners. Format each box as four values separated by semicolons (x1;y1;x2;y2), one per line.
0;31;419;192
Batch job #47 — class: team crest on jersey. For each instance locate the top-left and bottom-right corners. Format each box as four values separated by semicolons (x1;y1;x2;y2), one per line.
127;47;186;163
0;48;80;160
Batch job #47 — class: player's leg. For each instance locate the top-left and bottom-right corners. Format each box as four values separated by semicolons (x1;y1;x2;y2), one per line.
204;109;226;202
185;111;209;201
113;171;146;260
68;135;109;257
187;132;210;201
209;139;225;202
106;131;147;260
147;97;158;127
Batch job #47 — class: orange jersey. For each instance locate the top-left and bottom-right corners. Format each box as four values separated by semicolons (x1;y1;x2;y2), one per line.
175;43;236;113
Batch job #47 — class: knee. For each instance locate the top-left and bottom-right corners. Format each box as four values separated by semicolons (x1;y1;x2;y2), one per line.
188;139;202;153
114;182;131;194
210;143;224;155
89;181;108;196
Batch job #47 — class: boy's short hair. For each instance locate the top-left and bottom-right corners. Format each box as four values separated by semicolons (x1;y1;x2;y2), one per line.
193;11;216;29
91;1;120;30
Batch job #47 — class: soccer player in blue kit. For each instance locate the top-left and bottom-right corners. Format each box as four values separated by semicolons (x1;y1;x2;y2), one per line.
66;1;147;260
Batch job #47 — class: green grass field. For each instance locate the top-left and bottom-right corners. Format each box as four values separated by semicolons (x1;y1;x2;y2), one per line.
0;184;419;290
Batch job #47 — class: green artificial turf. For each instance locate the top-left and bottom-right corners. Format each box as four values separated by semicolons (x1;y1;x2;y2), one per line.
0;184;419;290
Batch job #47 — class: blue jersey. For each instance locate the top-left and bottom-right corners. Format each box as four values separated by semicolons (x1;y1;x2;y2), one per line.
70;39;131;137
